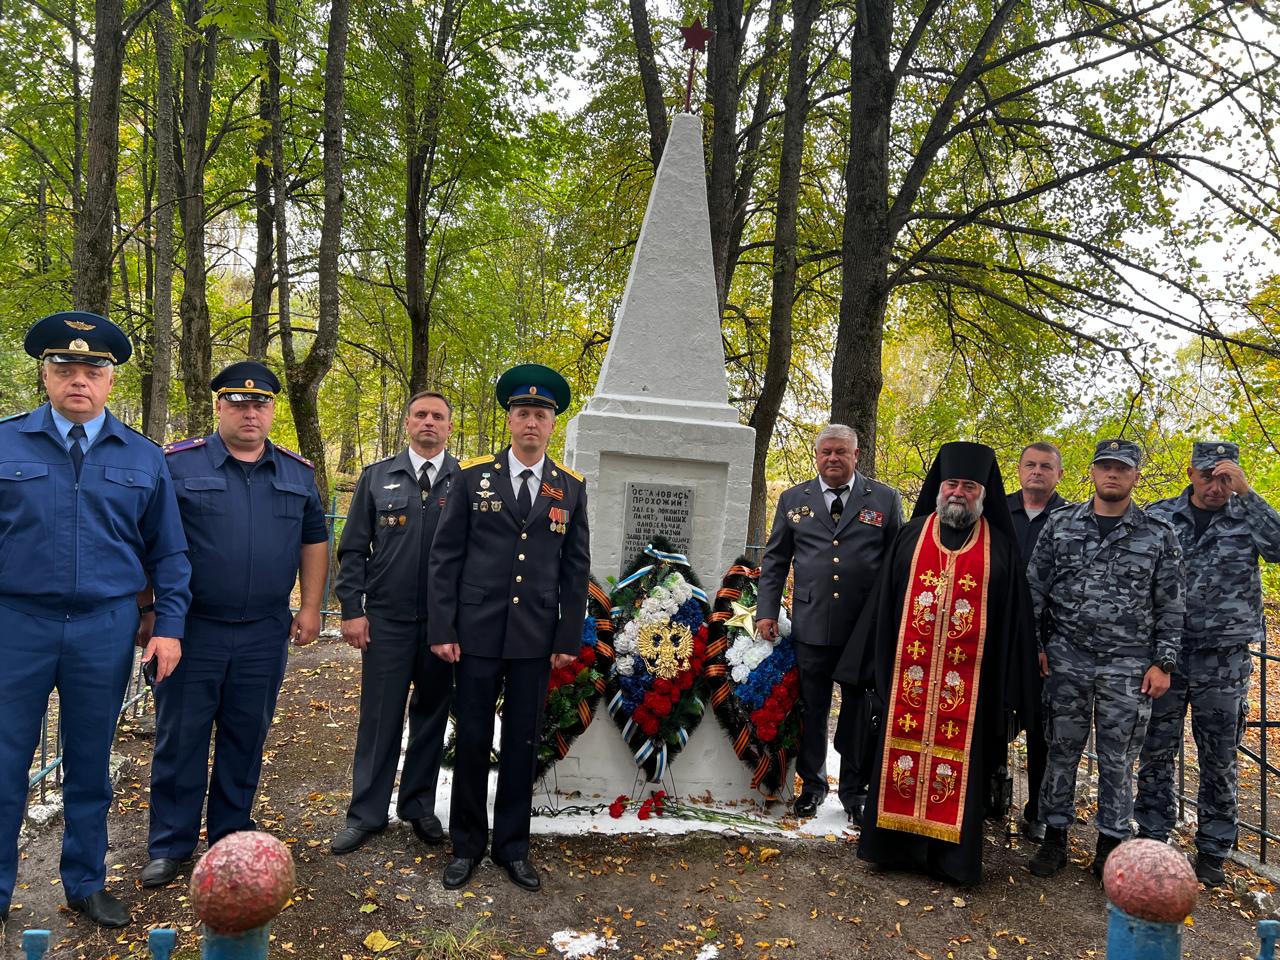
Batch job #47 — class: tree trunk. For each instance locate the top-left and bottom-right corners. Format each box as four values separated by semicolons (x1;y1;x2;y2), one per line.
146;0;176;440
745;0;818;547
627;0;667;169
706;0;743;311
72;0;123;316
282;0;349;501
831;0;893;476
403;0;456;393
248;62;274;358
177;0;218;434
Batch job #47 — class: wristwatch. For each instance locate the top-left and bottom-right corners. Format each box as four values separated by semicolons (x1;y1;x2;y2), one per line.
138;603;156;615
1155;656;1176;674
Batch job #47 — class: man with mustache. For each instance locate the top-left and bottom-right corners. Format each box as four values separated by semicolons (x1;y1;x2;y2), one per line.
1135;442;1280;885
1027;439;1185;879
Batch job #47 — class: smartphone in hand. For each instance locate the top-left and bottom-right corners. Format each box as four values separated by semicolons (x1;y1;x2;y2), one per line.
143;655;158;688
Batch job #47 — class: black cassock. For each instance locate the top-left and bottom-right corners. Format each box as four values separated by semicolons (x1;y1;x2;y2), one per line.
833;515;1038;885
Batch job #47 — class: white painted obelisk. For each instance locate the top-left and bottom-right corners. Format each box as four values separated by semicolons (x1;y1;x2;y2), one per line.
552;112;763;804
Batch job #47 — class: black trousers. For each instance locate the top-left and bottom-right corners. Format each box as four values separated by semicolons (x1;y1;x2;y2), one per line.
449;654;551;862
345;615;453;830
794;640;869;806
1023;675;1048;822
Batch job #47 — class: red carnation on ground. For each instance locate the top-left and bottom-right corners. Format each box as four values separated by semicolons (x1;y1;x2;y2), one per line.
608;794;628;818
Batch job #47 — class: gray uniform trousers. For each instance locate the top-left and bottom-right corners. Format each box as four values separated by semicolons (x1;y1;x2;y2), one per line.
1135;642;1251;857
1039;635;1152;839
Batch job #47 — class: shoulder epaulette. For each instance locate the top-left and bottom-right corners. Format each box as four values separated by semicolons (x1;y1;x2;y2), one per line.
460;453;497;470
122;422;161;446
278;445;315;469
558;463;584;482
0;411;28;425
163;436;207;455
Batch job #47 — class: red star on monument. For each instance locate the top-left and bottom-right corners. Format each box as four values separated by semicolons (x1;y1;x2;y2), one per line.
679;18;714;52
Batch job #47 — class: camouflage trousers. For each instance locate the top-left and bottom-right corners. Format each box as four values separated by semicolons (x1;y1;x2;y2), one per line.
1135;643;1252;858
1039;636;1152;839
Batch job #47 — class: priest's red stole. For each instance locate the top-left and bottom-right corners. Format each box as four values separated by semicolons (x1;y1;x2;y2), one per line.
877;515;991;843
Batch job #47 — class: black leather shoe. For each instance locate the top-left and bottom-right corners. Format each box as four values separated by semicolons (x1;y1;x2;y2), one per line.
842;794;867;824
442;857;479;890
67;889;129;928
331;825;381;855
140;858;187;888
493;857;541;892
794;792;824;818
410;815;445;845
0;902;8;923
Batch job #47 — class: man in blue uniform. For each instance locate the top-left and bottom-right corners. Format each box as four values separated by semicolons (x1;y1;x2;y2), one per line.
0;312;190;928
331;391;459;854
429;364;590;893
139;361;328;889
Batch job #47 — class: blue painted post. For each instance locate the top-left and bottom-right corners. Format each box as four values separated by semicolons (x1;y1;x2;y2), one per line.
1105;905;1182;959
149;927;178;960
200;925;272;959
20;930;49;960
1102;839;1198;960
1259;919;1280;960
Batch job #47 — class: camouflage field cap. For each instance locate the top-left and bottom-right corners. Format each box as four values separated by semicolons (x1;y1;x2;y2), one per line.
1091;439;1142;468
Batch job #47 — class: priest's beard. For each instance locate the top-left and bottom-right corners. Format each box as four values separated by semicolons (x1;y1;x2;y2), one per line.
936;490;986;528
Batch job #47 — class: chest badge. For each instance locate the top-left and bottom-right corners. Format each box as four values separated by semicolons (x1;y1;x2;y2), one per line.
788;505;812;523
382;483;400;490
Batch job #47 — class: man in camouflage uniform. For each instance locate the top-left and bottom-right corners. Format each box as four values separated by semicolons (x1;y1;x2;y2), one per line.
1135;442;1280;885
1026;439;1185;879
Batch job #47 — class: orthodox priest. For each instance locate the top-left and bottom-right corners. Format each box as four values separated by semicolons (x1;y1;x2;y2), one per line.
836;441;1038;885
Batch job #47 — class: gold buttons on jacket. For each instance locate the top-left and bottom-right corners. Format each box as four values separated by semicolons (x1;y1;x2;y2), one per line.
518;553;526;561
833;592;840;599
512;596;520;604
521;532;528;540
832;539;839;546
833;574;840;581
516;575;523;582
833;556;840;563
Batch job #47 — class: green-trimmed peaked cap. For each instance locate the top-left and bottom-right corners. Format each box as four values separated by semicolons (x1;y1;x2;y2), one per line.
496;363;571;414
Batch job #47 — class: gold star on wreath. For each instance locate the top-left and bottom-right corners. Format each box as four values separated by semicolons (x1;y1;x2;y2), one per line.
725;599;758;637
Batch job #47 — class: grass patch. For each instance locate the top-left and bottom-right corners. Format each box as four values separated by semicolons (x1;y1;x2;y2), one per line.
397;919;538;960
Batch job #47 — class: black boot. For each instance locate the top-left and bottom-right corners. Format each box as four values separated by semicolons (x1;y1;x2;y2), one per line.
1092;833;1123;879
1194;852;1226;886
1028;826;1068;877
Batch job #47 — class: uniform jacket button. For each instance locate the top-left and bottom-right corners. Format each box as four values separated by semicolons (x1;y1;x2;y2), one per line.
833;592;840;599
521;532;528;540
513;596;520;604
516;575;523;582
518;553;525;561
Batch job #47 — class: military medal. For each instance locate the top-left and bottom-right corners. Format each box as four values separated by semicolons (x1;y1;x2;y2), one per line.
480;500;490;512
480;474;491;490
858;508;885;527
491;501;503;512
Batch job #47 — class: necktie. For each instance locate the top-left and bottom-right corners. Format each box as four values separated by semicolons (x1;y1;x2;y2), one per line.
417;462;434;618
68;424;87;480
829;484;849;523
516;468;533;522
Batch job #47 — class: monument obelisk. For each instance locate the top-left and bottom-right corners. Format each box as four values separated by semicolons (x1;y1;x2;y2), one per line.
555;109;760;801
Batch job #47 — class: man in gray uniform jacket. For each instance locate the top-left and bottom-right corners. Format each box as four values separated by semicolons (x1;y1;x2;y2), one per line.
756;424;903;820
332;391;460;854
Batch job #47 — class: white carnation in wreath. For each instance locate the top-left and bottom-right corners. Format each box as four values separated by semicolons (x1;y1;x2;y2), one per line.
615;654;636;676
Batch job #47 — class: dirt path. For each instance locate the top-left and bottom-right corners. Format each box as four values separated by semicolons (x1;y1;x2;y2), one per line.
1;640;1272;959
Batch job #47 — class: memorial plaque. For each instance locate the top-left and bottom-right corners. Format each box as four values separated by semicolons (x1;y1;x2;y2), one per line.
621;482;695;571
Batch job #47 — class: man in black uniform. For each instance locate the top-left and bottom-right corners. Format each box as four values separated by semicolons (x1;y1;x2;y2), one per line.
1006;441;1072;843
756;424;903;821
331;391;459;854
428;364;590;892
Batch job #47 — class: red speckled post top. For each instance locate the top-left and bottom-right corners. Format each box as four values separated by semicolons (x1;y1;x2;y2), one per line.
190;832;297;934
1102;838;1198;923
